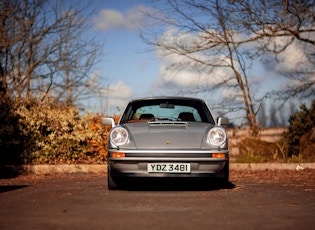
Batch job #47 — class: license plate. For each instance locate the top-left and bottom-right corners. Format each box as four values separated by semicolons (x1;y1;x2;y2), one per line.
148;163;191;173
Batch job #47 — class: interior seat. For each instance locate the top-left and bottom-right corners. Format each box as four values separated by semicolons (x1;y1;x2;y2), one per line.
178;112;195;121
139;113;155;120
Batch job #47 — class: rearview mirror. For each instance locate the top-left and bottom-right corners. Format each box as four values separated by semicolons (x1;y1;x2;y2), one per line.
217;117;229;127
160;103;174;109
102;117;115;127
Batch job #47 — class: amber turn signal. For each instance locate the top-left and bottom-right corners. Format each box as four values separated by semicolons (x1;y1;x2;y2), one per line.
212;153;225;158
112;152;126;158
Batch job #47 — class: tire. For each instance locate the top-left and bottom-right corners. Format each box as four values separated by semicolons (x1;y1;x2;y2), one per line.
107;165;119;190
220;163;229;188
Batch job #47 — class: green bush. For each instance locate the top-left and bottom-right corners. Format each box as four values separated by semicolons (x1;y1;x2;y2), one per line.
283;100;315;157
236;137;282;163
4;97;108;164
0;95;25;164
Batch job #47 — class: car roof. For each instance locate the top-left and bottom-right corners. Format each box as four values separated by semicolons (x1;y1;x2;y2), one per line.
128;96;206;103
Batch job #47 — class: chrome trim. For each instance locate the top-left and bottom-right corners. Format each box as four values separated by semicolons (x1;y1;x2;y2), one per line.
148;121;188;126
109;157;228;161
108;149;228;154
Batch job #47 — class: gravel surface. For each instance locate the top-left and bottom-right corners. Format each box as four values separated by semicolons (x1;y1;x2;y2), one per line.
1;169;314;192
1;169;314;230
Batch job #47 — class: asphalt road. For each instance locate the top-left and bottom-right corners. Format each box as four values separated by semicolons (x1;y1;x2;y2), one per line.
0;170;314;230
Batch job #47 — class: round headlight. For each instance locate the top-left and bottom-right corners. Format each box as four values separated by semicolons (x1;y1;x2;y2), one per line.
110;127;129;146
207;127;227;146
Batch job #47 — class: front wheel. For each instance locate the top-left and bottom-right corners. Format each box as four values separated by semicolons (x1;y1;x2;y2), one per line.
107;165;119;190
220;163;229;188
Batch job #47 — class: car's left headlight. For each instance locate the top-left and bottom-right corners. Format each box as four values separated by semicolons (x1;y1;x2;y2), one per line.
207;127;227;147
110;126;129;146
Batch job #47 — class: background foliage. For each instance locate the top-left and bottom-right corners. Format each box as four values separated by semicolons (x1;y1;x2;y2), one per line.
283;100;315;157
0;97;109;164
1;1;314;164
235;100;315;163
1;97;314;164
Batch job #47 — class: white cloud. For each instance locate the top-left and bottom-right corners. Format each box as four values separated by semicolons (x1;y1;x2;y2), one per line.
104;81;134;114
153;28;235;92
152;27;315;100
159;54;230;88
258;36;315;96
93;6;155;31
221;88;243;102
273;38;308;73
84;80;134;115
94;9;125;31
107;81;134;98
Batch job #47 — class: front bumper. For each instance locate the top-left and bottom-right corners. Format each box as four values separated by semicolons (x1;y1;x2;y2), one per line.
108;149;229;179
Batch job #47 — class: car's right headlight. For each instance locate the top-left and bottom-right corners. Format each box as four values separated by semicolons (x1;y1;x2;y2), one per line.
207;127;227;147
110;126;129;146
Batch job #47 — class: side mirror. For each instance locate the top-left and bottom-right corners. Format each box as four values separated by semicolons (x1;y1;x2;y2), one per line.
102;117;115;127
217;117;229;127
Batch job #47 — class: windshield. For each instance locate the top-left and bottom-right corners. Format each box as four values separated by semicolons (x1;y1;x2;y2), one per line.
120;98;215;124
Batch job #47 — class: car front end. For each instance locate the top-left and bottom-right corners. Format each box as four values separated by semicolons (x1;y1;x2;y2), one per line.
103;97;229;189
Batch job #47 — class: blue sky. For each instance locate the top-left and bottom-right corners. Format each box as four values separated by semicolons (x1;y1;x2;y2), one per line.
87;0;162;114
84;0;312;125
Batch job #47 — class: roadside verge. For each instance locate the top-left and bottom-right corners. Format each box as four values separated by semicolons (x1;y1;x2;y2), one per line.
2;163;315;175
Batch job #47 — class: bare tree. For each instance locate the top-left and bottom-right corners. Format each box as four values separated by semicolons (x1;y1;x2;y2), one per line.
141;0;261;134
269;103;279;127
45;2;102;106
0;0;21;98
234;0;315;99
140;0;314;134
0;0;102;105
257;102;267;127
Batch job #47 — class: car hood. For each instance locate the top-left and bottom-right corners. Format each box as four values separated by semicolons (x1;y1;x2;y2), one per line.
122;121;213;149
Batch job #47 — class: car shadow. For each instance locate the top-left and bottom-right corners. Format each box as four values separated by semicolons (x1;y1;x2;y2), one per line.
0;185;29;194
118;179;235;191
0;165;27;179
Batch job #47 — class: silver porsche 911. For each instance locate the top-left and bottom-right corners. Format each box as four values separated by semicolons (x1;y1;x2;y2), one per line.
102;97;229;189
